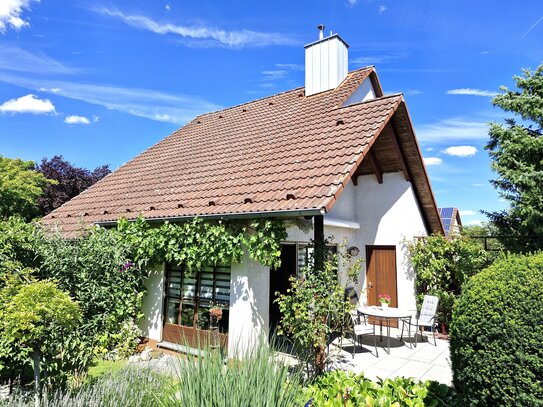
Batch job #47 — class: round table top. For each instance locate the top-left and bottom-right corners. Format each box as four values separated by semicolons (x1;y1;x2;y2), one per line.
357;305;414;319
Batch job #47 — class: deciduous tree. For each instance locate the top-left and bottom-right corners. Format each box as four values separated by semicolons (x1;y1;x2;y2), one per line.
0;156;52;220
36;155;110;216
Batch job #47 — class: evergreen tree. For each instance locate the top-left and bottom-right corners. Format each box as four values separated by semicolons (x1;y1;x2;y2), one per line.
485;65;543;252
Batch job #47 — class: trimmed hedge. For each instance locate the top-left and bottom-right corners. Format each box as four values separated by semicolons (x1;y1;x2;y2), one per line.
450;252;543;406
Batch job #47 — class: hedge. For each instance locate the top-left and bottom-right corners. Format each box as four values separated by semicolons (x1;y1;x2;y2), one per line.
450;252;543;405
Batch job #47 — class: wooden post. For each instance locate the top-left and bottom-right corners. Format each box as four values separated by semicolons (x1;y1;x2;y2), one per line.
314;214;325;271
313;214;326;375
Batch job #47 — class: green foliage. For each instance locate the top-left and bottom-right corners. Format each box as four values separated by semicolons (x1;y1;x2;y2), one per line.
275;243;360;376
0;281;80;349
450;252;543;406
37;225;146;362
116;216;287;270
485;64;543;252
0;214;287;385
0;156;54;220
407;234;489;327
301;370;456;407
160;338;302;407
0;281;81;388
0;366;169;407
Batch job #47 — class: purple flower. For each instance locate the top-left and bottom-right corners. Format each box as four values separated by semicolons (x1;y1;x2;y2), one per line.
304;399;313;407
120;261;134;272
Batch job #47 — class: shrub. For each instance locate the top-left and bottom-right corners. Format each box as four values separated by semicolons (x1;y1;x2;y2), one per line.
407;234;490;329
450;252;543;405
301;370;456;406
0;281;81;401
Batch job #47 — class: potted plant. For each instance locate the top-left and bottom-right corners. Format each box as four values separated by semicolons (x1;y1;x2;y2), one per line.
378;294;391;309
209;305;223;321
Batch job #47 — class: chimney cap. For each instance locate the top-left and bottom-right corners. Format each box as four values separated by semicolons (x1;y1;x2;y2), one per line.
317;24;325;39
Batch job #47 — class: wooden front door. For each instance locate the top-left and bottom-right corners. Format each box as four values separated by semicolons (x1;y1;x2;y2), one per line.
366;246;398;327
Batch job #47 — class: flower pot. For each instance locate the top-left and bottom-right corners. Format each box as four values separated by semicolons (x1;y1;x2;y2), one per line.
381;302;389;309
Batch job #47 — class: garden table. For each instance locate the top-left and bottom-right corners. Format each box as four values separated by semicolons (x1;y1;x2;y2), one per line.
357;306;414;354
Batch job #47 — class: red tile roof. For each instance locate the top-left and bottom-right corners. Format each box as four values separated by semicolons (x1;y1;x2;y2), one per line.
42;67;442;234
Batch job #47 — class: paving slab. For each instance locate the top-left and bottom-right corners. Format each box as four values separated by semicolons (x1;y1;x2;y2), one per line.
327;327;452;385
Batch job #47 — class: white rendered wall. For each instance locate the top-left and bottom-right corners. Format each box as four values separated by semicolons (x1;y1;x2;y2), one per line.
227;250;270;358
331;173;427;310
342;78;376;106
140;263;165;342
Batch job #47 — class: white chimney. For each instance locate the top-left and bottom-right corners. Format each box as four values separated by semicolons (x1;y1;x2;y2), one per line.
305;25;349;96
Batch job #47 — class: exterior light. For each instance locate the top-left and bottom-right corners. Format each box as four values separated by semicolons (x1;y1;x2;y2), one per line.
348;246;360;257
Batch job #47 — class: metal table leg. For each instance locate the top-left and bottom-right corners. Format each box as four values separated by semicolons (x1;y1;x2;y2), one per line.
387;319;391;354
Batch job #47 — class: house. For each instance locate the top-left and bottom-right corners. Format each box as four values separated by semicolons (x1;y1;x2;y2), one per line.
42;28;443;357
438;207;462;236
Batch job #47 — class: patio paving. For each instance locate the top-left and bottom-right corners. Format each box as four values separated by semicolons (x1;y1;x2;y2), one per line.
326;327;452;385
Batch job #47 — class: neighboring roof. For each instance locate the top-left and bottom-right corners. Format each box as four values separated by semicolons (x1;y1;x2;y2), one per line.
438;207;462;236
42;67;443;235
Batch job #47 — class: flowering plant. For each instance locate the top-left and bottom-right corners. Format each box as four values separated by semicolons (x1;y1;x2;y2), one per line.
378;294;391;305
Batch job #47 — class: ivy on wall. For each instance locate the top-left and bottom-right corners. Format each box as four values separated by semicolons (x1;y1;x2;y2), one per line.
114;216;288;270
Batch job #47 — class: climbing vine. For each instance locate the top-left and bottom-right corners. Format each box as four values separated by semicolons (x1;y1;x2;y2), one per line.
115;216;287;270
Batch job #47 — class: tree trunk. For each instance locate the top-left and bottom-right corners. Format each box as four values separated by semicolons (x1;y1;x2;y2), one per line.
33;349;40;407
315;345;325;376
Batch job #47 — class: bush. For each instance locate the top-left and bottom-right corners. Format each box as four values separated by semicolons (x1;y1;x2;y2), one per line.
407;234;490;329
301;370;456;406
450;252;543;405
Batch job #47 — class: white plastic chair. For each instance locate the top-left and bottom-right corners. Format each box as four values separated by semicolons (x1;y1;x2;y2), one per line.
351;311;378;358
400;295;439;347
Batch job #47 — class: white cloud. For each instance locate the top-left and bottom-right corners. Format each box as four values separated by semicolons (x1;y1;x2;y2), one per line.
96;8;297;48
64;115;90;125
379;5;387;13
423;157;443;166
472;183;484;187
0;46;73;75
417;117;488;143
261;70;287;80
447;88;498;97
165;4;171;11
459;210;476;216
442;145;478;157
351;52;408;66
0;0;37;33
0;73;221;124
466;219;483;226
0;94;55;114
347;0;358;5
275;63;304;71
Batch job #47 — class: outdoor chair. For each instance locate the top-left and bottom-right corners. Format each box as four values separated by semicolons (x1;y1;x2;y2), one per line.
350;311;378;358
400;295;439;347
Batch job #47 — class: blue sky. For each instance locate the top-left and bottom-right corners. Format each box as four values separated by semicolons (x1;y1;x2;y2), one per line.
1;0;542;226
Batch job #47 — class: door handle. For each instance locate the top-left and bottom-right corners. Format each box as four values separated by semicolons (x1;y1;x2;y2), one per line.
368;282;374;288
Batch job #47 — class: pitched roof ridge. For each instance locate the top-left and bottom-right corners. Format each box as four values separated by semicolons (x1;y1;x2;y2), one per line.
196;66;375;120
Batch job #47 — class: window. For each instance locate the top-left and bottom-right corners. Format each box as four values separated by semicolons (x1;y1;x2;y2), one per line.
165;263;230;333
296;242;337;275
